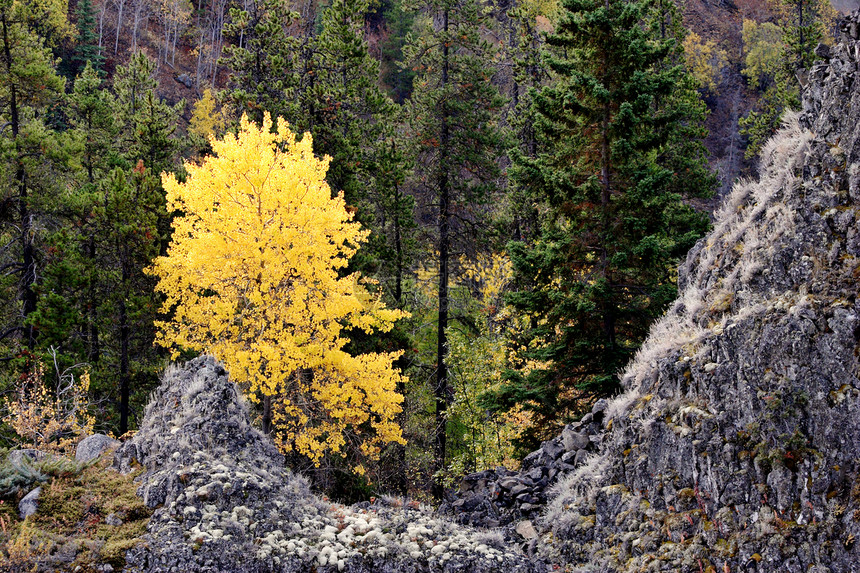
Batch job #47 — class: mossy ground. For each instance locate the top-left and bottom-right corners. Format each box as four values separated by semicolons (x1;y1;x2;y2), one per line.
0;454;152;572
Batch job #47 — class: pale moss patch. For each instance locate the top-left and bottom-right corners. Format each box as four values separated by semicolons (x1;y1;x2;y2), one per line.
0;454;152;571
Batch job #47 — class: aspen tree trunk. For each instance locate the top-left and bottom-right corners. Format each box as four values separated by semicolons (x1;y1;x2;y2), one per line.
99;0;108;54
115;0;125;53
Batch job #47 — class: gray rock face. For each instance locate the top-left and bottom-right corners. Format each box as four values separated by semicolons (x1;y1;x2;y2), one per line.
19;486;41;518
534;10;860;572
116;356;544;572
76;434;120;463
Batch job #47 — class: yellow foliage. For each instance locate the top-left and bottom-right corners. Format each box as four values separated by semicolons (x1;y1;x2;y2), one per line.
683;32;728;93
149;114;408;466
2;359;95;455
458;252;513;320
189;88;225;138
741;19;784;90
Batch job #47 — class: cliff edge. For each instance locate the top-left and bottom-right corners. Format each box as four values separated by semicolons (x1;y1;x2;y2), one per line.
535;11;860;572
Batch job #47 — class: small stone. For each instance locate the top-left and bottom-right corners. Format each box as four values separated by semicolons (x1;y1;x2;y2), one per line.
105;513;123;526
175;73;195;88
498;478;520;490
19;487;41;518
562;427;590;452
509;484;530;497
543;439;565;460
515;520;538;540
525;467;543;481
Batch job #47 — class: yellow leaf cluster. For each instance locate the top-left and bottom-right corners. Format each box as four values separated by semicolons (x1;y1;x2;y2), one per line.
2;362;95;455
189;88;225;139
683;32;728;93
457;252;513;319
149;114;408;466
740;19;783;90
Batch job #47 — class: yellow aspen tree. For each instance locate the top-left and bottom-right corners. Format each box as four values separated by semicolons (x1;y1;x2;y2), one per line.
149;114;407;466
188;88;225;138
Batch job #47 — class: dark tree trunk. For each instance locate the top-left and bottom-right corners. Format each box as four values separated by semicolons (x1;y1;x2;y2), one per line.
3;10;37;350
119;296;130;434
433;6;451;501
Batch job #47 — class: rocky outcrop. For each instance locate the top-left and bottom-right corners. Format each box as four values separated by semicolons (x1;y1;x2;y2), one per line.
441;400;607;531
115;356;545;572
529;11;860;572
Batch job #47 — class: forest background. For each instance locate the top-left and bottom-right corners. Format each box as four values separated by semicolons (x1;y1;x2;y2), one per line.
0;0;847;501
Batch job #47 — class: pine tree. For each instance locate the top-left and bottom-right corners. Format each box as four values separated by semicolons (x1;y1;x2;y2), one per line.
504;0;550;244
488;0;712;447
72;0;104;74
220;0;302;126
0;0;69;355
403;0;508;497
96;166;165;434
112;52;184;175
312;0;397;214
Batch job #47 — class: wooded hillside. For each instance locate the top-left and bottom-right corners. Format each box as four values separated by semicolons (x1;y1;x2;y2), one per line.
0;0;846;500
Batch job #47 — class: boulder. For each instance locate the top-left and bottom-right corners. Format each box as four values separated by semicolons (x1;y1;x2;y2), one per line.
7;449;45;467
76;434;120;463
19;486;41;518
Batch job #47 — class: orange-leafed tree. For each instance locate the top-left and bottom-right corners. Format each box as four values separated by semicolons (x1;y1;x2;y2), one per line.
149;114;407;467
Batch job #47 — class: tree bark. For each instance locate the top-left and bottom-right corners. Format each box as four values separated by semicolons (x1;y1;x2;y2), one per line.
2;10;37;350
432;5;451;501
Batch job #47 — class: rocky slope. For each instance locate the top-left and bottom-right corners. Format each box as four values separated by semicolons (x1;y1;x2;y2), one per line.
114;356;545;573
520;11;860;572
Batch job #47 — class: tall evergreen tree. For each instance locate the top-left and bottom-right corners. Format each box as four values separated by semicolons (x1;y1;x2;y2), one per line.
403;0;507;497
487;0;712;447
0;0;69;357
221;0;302;126
112;52;184;175
312;0;396;210
504;0;549;243
72;0;104;74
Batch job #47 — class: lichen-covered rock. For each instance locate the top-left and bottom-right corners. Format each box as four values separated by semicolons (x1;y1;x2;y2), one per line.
536;11;860;572
116;356;544;572
76;434;121;463
19;486;41;518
